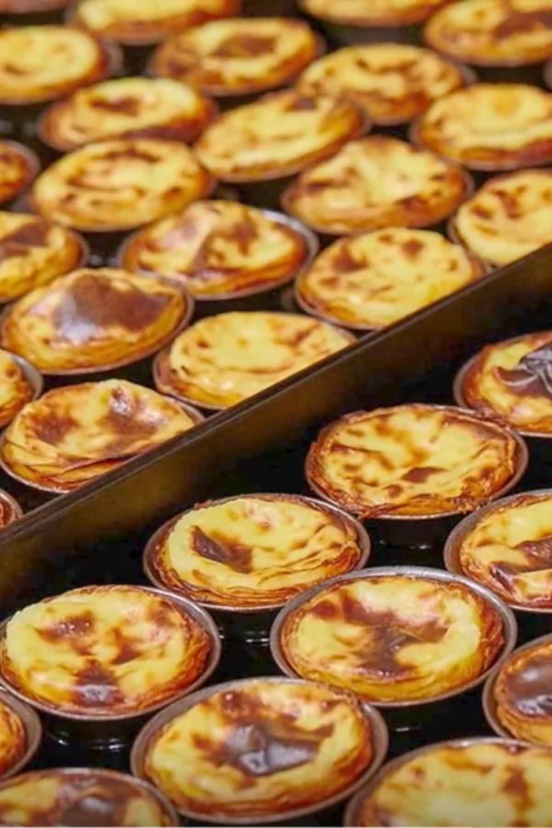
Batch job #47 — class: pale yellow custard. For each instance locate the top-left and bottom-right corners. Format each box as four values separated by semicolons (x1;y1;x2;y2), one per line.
299;0;447;26
0;585;212;716
416;83;552;170
453;169;552;266
32;138;211;232
296;229;484;329
154;311;352;409
147;495;365;609
306;404;523;517
299;44;466;125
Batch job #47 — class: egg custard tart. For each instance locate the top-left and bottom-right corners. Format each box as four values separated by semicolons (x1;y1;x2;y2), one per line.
120;200;313;301
0;698;28;779
0;26;115;106
0;379;200;492
135;678;383;822
145;494;368;610
274;570;506;704
0;769;178;827
0;213;85;303
32;138;212;233
0;143;37;207
306;404;524;518
425;0;552;67
195;89;365;183
299;43;468;126
0;267;191;375
415;83;552;170
40;78;216;152
0;349;35;429
0;585;216;717
283;137;471;236
492;636;552;745
296;229;485;331
73;0;240;45
151;17;321;98
450;492;552;610
298;0;447;27
457;331;552;435
0;490;22;529
451;169;552;267
346;739;552;827
154;311;352;409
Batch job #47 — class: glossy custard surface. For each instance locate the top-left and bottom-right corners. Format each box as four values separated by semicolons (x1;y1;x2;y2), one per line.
152;17;320;96
280;574;504;702
425;0;552;66
0;26;112;104
0;585;212;716
306;404;521;517
0;349;33;428
149;495;364;608
195;89;364;182
0;268;189;374
283;137;469;235
32;138;211;232
458;493;552;609
0;769;175;826
122;201;310;299
143;679;374;819
40;78;215;151
299;0;447;26
461;331;552;433
299;44;466;125
296;229;484;329
352;741;552;826
417;83;552;170
495;638;552;744
155;311;351;408
454;169;552;266
0;380;198;491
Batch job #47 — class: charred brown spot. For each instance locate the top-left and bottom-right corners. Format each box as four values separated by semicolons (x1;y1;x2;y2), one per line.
495;11;552;39
214;34;275;58
191;526;253;573
402;238;424;259
37;611;95;643
287;96;318;112
31;411;76;445
502;768;532;812
91;96;142;116
402;466;443;483
502;652;552;718
0;220;51;264
74;662;120;708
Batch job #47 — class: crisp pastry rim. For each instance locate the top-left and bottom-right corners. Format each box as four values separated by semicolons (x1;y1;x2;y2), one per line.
0;350;43;425
130;675;389;826
0;688;42;780
143;492;371;612
296;0;447;28
269;565;517;709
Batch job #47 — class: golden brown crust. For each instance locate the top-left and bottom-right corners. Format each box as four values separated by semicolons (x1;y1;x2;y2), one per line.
296;229;485;330
147;494;365;609
0;143;37;207
460;331;552;434
154;311;352;409
73;0;241;45
279;574;504;703
306;404;522;518
453;169;552;266
0;379;199;492
0;585;212;717
0;268;190;374
299;0;447;27
40;78;216;152
458;493;552;609
0;213;84;303
0;700;25;779
195;89;365;183
299;44;467;126
283;137;470;235
143;679;374;819
425;0;552;67
31;138;211;233
416;84;552;170
0;26;114;105
0;769;175;827
0;350;33;429
353;741;552;826
495;639;552;745
151;17;321;97
121;200;310;300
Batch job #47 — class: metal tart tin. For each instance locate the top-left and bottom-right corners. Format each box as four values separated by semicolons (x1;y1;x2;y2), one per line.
130;676;389;826
143;492;371;645
118;209;320;317
0;586;221;749
343;736;536;826
270;566;518;731
0;687;42;779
